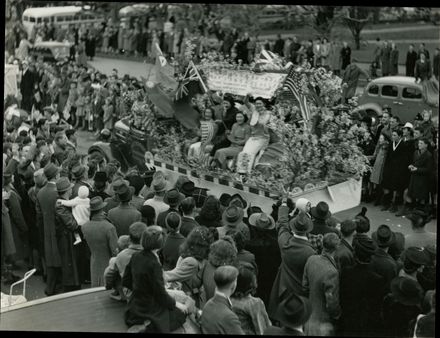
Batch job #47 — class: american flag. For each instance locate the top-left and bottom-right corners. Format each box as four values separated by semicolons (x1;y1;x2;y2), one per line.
283;66;311;121
175;61;207;101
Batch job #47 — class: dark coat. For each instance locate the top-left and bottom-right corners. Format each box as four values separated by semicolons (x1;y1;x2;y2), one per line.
334;238;355;270
310;219;340;236
368;248;398;293
339;263;387;337
264;326;304;336
161;232;185;271
36;182;62;267
71;180;92;198
180;216;199;237
201;293;244;335
408;149;434;200
55;201;81;287
195;215;222;228
381;46;391;75
382;291;422;337
81;213;118;287
340;46;351;70
108;203;142;236
157;207;180;230
389;49;399;75
122;250;186;332
415;60;432;81
245;225;280;307
406;50;418;76
268;206;316;320
434;53;439;78
382;140;409;191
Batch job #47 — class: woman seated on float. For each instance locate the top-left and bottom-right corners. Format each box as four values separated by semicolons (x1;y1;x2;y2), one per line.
187;108;218;164
236;95;272;174
212;111;251;170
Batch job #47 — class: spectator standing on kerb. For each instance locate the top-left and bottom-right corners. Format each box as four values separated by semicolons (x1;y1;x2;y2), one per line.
389;42;399;76
340;41;351;71
381;41;391;76
406;44;418;77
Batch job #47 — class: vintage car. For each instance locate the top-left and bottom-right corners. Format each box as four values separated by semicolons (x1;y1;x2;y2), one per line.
29;41;71;62
355;76;439;125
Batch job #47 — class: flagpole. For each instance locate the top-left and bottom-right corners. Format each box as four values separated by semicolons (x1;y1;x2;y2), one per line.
190;61;208;93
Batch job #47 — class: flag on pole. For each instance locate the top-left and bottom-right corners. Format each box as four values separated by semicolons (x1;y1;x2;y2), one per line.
283;66;311;121
175;61;207;101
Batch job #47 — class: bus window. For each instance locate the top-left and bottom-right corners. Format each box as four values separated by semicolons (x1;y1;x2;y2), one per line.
29;17;36;23
57;16;65;22
43;17;49;23
37;18;42;23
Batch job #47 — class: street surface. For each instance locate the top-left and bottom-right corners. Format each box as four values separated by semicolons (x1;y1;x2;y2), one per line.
2;128;436;303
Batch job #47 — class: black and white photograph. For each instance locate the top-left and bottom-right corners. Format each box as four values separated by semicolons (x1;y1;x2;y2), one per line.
2;2;438;336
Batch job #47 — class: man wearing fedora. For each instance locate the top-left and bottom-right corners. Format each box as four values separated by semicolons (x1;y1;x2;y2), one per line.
90;171;110;201
370;224;399;292
217;205;250;242
143;177;168;224
54;176;81;292
302;233;341;336
71;164;92;198
82;197;118;287
245;209;280;308
108;181;141;237
264;293;312;336
339;237;387;337
36;163;63;296
179;197;199;238
127;175;146;211
268;199;316;322
396;247;430;288
157;189;185;230
310;201;339;236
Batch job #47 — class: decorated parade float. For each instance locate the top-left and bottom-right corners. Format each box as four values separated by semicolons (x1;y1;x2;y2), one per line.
101;44;371;215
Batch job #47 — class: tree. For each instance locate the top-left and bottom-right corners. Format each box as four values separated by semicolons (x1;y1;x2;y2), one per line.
342;7;372;50
302;6;342;37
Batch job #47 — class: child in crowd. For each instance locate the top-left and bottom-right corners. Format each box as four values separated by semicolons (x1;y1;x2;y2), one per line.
84;95;93;131
57;185;90;245
106;235;130;301
103;96;114;130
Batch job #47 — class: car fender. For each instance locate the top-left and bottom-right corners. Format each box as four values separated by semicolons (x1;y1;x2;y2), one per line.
355;103;383;116
88;143;115;163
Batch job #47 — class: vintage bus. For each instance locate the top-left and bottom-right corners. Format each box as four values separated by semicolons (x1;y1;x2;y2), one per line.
22;6;104;37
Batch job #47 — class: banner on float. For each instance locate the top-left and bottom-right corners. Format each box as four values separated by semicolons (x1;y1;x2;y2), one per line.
4;64;19;99
206;69;287;99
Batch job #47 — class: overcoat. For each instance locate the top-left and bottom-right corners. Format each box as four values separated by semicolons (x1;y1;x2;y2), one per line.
381;45;391;75
408;149;434;200
36;182;62;267
122;250;186;332
303;254;341;336
6;186;29;261
368;247;398;293
55;201;81;287
81;213;118;287
108;204;142;236
389;48;399;75
339;262;387;337
382;140;409;191
267;206;316;320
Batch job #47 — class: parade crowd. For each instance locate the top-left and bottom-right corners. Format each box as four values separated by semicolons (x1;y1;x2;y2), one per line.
2;12;438;338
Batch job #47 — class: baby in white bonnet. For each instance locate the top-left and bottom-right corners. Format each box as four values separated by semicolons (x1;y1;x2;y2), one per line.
58;185;90;245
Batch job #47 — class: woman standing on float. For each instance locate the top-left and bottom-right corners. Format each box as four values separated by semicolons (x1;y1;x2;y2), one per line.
236;95;271;175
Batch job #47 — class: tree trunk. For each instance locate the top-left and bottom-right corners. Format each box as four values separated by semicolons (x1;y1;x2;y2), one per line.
354;29;361;50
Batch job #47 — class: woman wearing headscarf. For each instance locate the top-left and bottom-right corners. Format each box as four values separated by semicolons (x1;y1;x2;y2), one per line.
123;225;188;333
236;96;272;175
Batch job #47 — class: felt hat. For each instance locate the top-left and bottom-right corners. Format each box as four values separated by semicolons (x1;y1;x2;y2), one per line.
390;277;423;306
275;293;312;328
222;205;244;226
372;224;396;248
71;165;86;179
180;181;196;197
310;201;331;220
117;185;133;203
163;189;185;206
152;177;167;193
128;175;145;195
43;163;59;179
199;195;222;221
289;211;313;233
229;193;248;209
402;247;431;266
249;212;275;230
89;196;108;211
94;171;108;183
111;177;130;194
56;177;74;193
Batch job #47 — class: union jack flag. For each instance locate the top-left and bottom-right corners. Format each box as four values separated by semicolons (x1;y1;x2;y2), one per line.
283;66;311;121
175;61;207;101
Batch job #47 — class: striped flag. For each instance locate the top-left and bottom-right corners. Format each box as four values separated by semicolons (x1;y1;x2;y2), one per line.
175;61;207;101
283;66;311;121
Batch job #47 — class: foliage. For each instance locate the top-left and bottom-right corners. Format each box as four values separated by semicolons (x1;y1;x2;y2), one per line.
342;6;372;50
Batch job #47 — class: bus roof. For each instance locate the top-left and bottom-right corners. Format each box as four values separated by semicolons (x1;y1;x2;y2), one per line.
22;6;82;18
